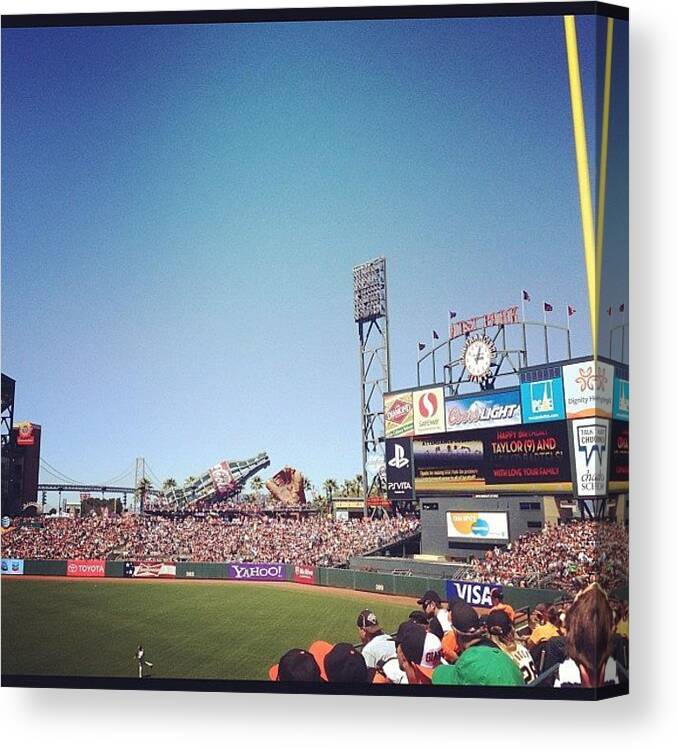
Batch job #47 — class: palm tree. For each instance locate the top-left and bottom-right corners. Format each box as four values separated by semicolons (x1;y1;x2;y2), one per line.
184;475;197;486
137;477;153;515
162;478;177;492
323;478;339;502
355;474;364;497
250;476;263;500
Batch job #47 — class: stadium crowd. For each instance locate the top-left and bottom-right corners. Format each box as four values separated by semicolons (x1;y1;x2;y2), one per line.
272;583;629;689
1;513;420;567
466;521;628;595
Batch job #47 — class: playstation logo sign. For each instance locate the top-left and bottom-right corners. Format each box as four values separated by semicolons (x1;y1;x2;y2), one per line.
388;443;410;469
385;438;414;500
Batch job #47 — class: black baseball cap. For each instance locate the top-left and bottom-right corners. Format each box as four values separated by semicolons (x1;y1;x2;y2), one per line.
416;590;442;607
490;587;503;601
486;609;512;636
392;621;426;664
356;609;380;631
450;599;484;636
408;610;429;626
277;648;323;682
324;643;368;683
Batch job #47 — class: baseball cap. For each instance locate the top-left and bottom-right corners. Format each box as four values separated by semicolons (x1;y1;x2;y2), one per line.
416;590;442;607
490;587;503;601
391;621;442;669
450;599;484;636
272;648;323;682
356;609;381;632
486;609;512;637
408;610;429;626
324;643;368;683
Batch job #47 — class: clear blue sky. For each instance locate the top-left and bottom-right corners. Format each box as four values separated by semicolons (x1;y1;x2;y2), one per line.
1;14;628;497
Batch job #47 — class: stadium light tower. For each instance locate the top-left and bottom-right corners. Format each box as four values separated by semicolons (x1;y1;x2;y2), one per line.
353;258;390;516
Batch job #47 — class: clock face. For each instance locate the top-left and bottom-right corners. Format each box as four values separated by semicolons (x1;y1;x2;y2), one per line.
463;337;496;381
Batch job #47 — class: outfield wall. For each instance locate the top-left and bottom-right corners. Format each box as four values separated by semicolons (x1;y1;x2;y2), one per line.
2;557;573;610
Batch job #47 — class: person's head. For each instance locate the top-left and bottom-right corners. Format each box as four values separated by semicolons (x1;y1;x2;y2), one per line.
392;621;441;681
486;609;514;645
356;609;383;644
408;610;429;628
564;582;615;687
449;599;485;651
276;648;323;682
490;587;503;606
416;590;442;618
324;643;368;683
531;604;548;627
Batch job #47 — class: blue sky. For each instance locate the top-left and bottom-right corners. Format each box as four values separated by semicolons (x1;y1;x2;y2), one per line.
2;14;628;497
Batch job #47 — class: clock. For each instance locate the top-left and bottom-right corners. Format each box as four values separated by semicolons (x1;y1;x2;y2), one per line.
461;336;497;383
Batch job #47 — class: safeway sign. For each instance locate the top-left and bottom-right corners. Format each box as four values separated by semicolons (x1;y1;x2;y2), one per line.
385;438;414;501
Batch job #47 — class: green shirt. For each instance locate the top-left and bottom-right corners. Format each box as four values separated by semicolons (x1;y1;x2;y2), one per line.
432;641;524;686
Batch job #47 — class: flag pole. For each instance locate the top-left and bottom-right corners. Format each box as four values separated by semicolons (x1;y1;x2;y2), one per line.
431;334;436;383
521;294;528;367
543;303;550;363
621;306;626;363
566;308;572;359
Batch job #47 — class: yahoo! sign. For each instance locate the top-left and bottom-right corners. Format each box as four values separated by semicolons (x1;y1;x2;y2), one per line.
228;563;286;581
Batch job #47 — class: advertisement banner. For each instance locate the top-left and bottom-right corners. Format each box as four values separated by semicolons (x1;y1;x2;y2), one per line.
413;387;446;436
67;559;105;577
446;579;501;608
520;365;566;422
445;390;521;432
292;565;316;585
208;460;238;496
613;378;629;421
130;562;177;578
446;511;509;541
563;360;614;419
570;418;610;497
385;438;414;500
16;421;35;446
384;392;415;438
228;563;286;581
609;420;629;486
1;558;24;575
414;422;571;492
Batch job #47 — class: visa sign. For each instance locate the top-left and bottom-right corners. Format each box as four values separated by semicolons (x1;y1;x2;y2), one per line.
446;579;501;608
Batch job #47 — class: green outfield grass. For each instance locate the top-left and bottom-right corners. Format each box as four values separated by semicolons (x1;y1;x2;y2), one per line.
1;579;416;681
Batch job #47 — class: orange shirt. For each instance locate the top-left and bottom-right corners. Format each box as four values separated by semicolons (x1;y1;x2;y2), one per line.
490;602;516;622
441;630;459;662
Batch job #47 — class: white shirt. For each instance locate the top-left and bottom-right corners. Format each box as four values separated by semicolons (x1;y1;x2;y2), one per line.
361;633;397;669
554;657;619;687
436;608;452;633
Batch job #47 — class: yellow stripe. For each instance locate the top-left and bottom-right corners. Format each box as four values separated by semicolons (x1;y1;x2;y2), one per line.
595;18;614;346
564;16;598;355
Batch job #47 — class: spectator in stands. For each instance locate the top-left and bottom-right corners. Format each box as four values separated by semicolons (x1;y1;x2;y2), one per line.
392;621;442;684
432;600;523;686
275;648;323;682
486;609;536;684
489;587;516;622
416;590;449;639
554;582;620;688
408;610;429;627
323;643;368;684
356;610;401;683
527;604;562;648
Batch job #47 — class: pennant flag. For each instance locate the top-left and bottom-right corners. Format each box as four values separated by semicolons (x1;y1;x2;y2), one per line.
432;330;440;340
619;303;625;313
522;290;531;302
543;302;553;312
449;310;457;320
607;306;612;316
418;342;426;351
567;305;576;316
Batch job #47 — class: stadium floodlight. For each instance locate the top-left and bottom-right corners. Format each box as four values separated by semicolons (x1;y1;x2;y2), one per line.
353;258;390;515
353;258;387;323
